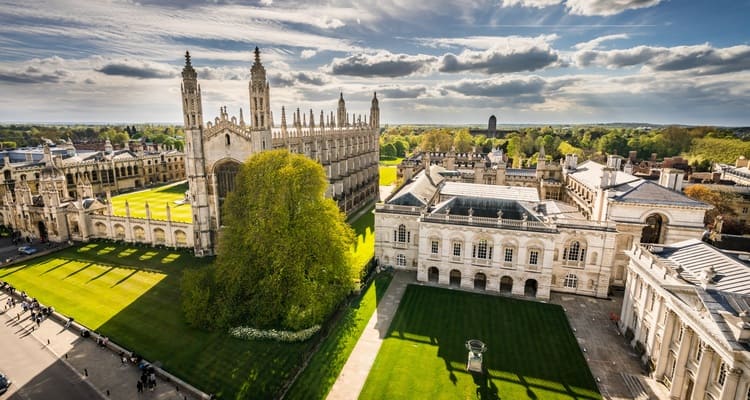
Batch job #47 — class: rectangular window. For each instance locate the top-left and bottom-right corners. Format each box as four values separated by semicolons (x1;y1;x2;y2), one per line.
529;250;539;265
453;242;461;257
431;241;439;254
504;248;513;263
743;207;748;214
718;362;727;386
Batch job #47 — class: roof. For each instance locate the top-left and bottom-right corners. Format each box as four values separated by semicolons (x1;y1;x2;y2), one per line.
506;168;536;177
440;182;540;202
567;160;640;189
387;165;444;207
613;180;710;208
658;239;750;295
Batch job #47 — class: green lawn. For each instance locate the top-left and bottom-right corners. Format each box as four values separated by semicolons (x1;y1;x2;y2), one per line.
379;166;397;186
348;208;375;278
285;273;393;400
360;285;601;400
0;243;312;399
379;158;403;166
111;182;192;223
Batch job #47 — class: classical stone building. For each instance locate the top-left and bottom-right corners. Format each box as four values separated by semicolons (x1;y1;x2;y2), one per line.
378;151;711;298
0;140;188;244
181;48;380;256
621;239;750;400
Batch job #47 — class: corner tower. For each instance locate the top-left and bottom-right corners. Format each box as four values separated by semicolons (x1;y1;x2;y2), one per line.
337;92;347;127
181;51;213;256
370;92;380;129
249;47;269;130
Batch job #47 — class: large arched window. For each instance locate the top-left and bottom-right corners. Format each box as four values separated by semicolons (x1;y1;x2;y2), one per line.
473;239;492;259
225;134;231;146
215;159;241;225
396;224;407;243
563;273;578;288
641;214;664;244
564;240;586;262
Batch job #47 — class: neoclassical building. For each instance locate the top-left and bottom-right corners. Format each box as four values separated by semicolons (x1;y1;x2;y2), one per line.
621;239;750;400
181;48;379;256
378;152;711;298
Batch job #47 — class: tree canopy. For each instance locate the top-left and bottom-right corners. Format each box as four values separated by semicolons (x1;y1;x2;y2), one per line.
182;149;355;331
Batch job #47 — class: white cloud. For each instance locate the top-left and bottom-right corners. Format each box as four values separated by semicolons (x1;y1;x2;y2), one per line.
573;34;629;51
500;0;561;9
300;50;317;59
565;0;664;16
419;34;559;50
575;43;750;75
326;51;437;78
438;38;562;74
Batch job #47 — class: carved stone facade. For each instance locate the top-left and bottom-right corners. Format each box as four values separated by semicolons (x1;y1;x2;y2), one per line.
181;48;380;256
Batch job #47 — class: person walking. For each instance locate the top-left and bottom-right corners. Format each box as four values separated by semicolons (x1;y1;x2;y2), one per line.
137;380;143;393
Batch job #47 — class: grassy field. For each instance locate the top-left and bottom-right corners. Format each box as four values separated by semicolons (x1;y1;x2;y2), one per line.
360;285;601;400
285;273;393;400
0;243;312;399
111;182;192;223
348;207;375;278
379;166;397;186
379;158;404;166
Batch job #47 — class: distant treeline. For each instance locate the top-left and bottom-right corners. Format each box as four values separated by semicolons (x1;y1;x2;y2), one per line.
380;125;749;168
0;124;185;151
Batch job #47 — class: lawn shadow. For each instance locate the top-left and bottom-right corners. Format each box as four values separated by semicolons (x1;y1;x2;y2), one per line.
156;182;189;195
40;259;76;275
111;269;139;287
87;266;116;283
385;285;601;400
64;263;93;280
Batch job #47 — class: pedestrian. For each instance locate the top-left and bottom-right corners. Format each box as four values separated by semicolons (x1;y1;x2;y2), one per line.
137;380;143;393
65;317;73;329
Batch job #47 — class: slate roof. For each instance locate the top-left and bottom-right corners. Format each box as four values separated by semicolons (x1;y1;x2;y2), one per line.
658;239;750;295
567;160;640;189
506;168;536;177
613;180;710;208
387;165;444;207
440;182;540;202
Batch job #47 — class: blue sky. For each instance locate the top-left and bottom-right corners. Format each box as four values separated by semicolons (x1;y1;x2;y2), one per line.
0;0;749;126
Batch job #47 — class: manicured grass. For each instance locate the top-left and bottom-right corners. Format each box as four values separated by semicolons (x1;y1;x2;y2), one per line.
0;243;313;399
379;166;397;186
379;158;404;166
360;285;601;400
285;273;393;400
111;182;192;223
348;207;375;278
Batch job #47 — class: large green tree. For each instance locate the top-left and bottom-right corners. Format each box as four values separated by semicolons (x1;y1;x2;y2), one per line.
182;150;354;331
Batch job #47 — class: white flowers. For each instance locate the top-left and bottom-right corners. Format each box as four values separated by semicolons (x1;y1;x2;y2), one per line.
229;325;321;342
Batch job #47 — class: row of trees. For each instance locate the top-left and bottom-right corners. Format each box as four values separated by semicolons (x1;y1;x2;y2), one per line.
378;124;746;167
0;124;185;151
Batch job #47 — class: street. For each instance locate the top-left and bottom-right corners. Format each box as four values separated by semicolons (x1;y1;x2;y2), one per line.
0;305;101;399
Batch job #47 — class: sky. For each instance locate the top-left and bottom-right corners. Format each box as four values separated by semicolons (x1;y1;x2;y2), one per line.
0;0;749;126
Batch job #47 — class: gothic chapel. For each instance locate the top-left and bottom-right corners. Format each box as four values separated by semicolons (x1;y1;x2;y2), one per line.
181;48;380;255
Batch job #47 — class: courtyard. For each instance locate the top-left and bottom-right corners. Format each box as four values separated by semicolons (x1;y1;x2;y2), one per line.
110;181;192;223
359;284;601;400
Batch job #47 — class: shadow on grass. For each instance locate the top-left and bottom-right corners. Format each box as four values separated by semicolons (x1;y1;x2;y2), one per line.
40;259;76;275
64;263;93;279
87;266;115;283
156;182;189;195
111;269;138;287
384;285;600;400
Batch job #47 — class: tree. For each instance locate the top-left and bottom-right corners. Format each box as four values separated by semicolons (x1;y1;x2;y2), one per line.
182;150;354;331
453;129;473;153
420;129;452;152
684;184;738;228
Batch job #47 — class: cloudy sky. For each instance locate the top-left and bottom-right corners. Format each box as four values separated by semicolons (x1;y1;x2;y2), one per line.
0;0;749;126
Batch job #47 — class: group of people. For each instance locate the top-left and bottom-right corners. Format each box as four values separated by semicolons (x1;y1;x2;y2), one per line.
137;365;158;393
1;281;51;328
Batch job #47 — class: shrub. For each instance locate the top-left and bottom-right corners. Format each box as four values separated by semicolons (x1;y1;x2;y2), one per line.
229;325;321;342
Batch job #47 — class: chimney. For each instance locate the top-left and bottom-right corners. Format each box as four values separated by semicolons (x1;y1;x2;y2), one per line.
700;265;717;289
658;168;685;192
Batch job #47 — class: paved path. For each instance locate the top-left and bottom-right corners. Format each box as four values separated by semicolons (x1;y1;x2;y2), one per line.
326;270;414;400
0;292;202;400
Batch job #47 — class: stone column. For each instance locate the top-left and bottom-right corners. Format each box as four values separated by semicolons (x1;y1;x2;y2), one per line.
670;326;694;399
655;311;677;380
620;272;635;332
719;367;742;400
692;344;716;400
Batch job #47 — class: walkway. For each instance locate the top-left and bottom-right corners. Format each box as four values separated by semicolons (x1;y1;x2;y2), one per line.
0;291;203;400
326;270;414;400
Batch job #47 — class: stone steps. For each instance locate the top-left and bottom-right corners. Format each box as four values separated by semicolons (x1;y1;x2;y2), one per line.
620;373;652;400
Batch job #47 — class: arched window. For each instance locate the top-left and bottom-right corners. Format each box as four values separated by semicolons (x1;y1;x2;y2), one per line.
473;239;492;259
564;240;586;262
396;254;406;266
564;274;578;288
717;362;727;386
225;134;231;146
397;224;407;242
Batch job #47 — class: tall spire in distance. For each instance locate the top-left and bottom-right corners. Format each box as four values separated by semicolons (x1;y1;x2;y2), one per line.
370;91;380;129
337;92;346;128
249;46;270;130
